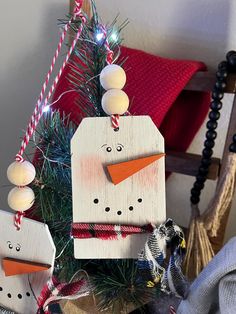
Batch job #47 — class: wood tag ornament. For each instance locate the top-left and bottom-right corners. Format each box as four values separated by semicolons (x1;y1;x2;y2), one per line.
71;116;166;259
0;210;55;314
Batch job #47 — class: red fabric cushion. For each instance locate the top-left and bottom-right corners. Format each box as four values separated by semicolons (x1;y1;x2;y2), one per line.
52;45;210;154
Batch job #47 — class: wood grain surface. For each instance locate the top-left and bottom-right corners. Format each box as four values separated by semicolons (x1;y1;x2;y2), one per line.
71;116;166;258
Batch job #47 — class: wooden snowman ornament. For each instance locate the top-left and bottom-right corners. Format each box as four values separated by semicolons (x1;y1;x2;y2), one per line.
0;210;55;313
71;65;166;259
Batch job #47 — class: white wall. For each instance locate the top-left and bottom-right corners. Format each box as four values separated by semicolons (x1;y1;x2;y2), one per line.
0;0;67;206
0;0;235;240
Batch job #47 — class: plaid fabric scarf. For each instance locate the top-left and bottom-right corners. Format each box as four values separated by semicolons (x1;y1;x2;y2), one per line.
37;277;89;314
71;223;154;240
138;219;189;298
0;305;15;314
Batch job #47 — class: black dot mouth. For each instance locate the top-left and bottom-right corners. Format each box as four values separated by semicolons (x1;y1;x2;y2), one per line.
117;210;122;215
18;293;22;299
93;198;99;204
138;198;143;203
129;206;134;211
105;207;110;212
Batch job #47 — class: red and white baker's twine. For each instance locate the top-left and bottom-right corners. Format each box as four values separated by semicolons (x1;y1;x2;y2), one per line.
14;0;86;228
14;211;25;230
169;306;177;314
111;114;119;129
15;1;85;163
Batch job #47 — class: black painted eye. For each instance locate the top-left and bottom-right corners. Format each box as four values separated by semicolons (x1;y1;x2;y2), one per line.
8;243;13;250
16;245;21;252
18;294;22;299
106;146;112;152
26;292;30;297
93;199;99;204
116;145;123;152
138;198;143;203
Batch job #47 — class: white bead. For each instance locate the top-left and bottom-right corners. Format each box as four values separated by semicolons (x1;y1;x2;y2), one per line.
7;161;36;186
100;64;126;90
8;187;35;212
102;89;129;115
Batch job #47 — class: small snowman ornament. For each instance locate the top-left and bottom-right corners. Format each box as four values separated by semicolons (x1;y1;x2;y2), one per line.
0;210;55;313
71;64;166;259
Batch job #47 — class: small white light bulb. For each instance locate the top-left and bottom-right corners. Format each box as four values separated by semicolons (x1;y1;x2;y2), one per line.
96;32;104;42
43;105;50;113
111;32;118;42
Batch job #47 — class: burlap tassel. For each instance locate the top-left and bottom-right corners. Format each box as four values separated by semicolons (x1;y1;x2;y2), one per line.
184;152;236;279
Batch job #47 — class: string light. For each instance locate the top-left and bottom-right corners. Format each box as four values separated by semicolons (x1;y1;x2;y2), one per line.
43;105;50;113
96;32;104;42
111;32;118;42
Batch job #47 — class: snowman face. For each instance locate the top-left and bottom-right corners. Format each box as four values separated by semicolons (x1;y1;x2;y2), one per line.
71;116;166;259
0;211;55;314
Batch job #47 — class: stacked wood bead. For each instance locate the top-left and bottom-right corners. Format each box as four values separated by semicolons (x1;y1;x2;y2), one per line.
7;161;36;212
190;51;236;205
100;64;129;115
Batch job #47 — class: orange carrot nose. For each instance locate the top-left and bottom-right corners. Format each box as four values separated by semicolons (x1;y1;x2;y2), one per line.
2;257;51;277
107;153;165;185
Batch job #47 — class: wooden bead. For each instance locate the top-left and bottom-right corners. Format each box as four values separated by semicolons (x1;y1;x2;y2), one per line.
191;188;201;197
7;161;36;186
229;143;236;153
191;195;200;204
218;61;228;71
194;181;204;190
206;121;218;130
202;148;213;158
206;130;217;140
100;64;126;90
210;100;222;111
226;51;236;68
8;187;35;212
204;140;215;148
208;111;220;121
102;89;129;115
212;90;223;100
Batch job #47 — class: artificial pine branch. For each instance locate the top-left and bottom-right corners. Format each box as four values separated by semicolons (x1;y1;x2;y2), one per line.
61;1;128;117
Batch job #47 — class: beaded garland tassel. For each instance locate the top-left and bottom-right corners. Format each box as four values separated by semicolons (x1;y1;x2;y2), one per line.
190;51;236;205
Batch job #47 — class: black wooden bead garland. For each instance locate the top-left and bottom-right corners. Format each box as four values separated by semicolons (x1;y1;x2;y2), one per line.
190;51;236;205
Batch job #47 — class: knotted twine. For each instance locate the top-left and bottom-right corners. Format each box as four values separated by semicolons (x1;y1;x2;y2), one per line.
184;152;236;279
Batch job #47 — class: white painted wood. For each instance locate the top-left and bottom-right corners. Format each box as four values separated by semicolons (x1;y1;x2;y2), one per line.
0;210;55;314
71;116;166;258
